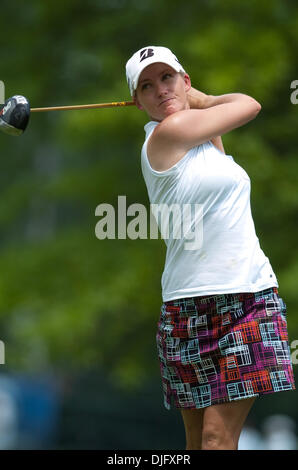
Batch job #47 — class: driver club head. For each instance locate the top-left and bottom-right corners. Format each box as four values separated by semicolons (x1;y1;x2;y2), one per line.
0;95;30;136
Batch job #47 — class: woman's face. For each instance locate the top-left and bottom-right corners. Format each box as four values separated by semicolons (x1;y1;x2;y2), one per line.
134;62;191;122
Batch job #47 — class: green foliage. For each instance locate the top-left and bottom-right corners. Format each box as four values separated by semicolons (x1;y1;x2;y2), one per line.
0;0;297;391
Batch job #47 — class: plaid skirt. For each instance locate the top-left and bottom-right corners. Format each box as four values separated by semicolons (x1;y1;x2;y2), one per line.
156;287;295;410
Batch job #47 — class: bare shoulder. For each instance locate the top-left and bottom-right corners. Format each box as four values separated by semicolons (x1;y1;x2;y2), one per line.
147;97;261;171
146;112;192;172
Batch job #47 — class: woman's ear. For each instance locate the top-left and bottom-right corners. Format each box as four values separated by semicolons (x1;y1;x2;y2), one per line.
184;73;191;93
133;92;144;111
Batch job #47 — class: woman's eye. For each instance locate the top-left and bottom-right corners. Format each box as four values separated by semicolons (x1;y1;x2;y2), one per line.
141;74;172;91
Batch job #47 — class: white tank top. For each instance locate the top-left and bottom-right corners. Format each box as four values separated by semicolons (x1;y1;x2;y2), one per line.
141;121;278;302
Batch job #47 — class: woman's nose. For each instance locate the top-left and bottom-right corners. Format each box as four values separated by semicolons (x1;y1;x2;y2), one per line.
156;81;168;97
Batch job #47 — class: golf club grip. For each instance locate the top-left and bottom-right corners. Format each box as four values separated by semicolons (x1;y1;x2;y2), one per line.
30;101;135;112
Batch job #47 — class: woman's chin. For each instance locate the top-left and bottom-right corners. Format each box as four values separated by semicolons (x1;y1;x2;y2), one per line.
163;107;179;118
151;105;181;121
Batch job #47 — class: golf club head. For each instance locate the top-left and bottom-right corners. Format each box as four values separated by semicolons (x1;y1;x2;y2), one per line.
0;95;30;136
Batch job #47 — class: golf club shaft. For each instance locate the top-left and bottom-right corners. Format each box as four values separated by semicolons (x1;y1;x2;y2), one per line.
31;100;135;112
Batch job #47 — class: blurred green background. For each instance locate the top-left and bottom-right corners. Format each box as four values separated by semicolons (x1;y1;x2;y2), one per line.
0;0;297;449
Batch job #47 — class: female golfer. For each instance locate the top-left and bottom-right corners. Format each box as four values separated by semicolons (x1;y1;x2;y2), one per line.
125;46;295;450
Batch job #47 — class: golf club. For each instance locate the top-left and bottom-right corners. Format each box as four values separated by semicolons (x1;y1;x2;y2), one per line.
0;95;30;136
0;95;135;136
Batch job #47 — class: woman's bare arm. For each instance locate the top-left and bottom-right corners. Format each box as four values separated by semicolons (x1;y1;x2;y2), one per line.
211;135;225;154
153;93;260;154
187;87;226;153
148;90;261;171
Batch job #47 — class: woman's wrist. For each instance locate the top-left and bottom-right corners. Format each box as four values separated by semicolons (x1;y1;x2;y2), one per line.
187;87;210;109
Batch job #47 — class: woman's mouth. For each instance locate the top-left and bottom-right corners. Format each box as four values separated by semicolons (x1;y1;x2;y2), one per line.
159;98;174;106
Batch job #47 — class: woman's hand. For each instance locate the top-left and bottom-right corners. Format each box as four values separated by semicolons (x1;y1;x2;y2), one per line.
187;87;210;109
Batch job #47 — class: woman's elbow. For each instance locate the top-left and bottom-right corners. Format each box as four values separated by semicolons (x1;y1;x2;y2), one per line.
239;98;262;127
255;100;262;113
245;98;261;122
251;98;262;116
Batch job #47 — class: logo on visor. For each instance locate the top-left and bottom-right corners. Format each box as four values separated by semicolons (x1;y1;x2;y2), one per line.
140;48;154;62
